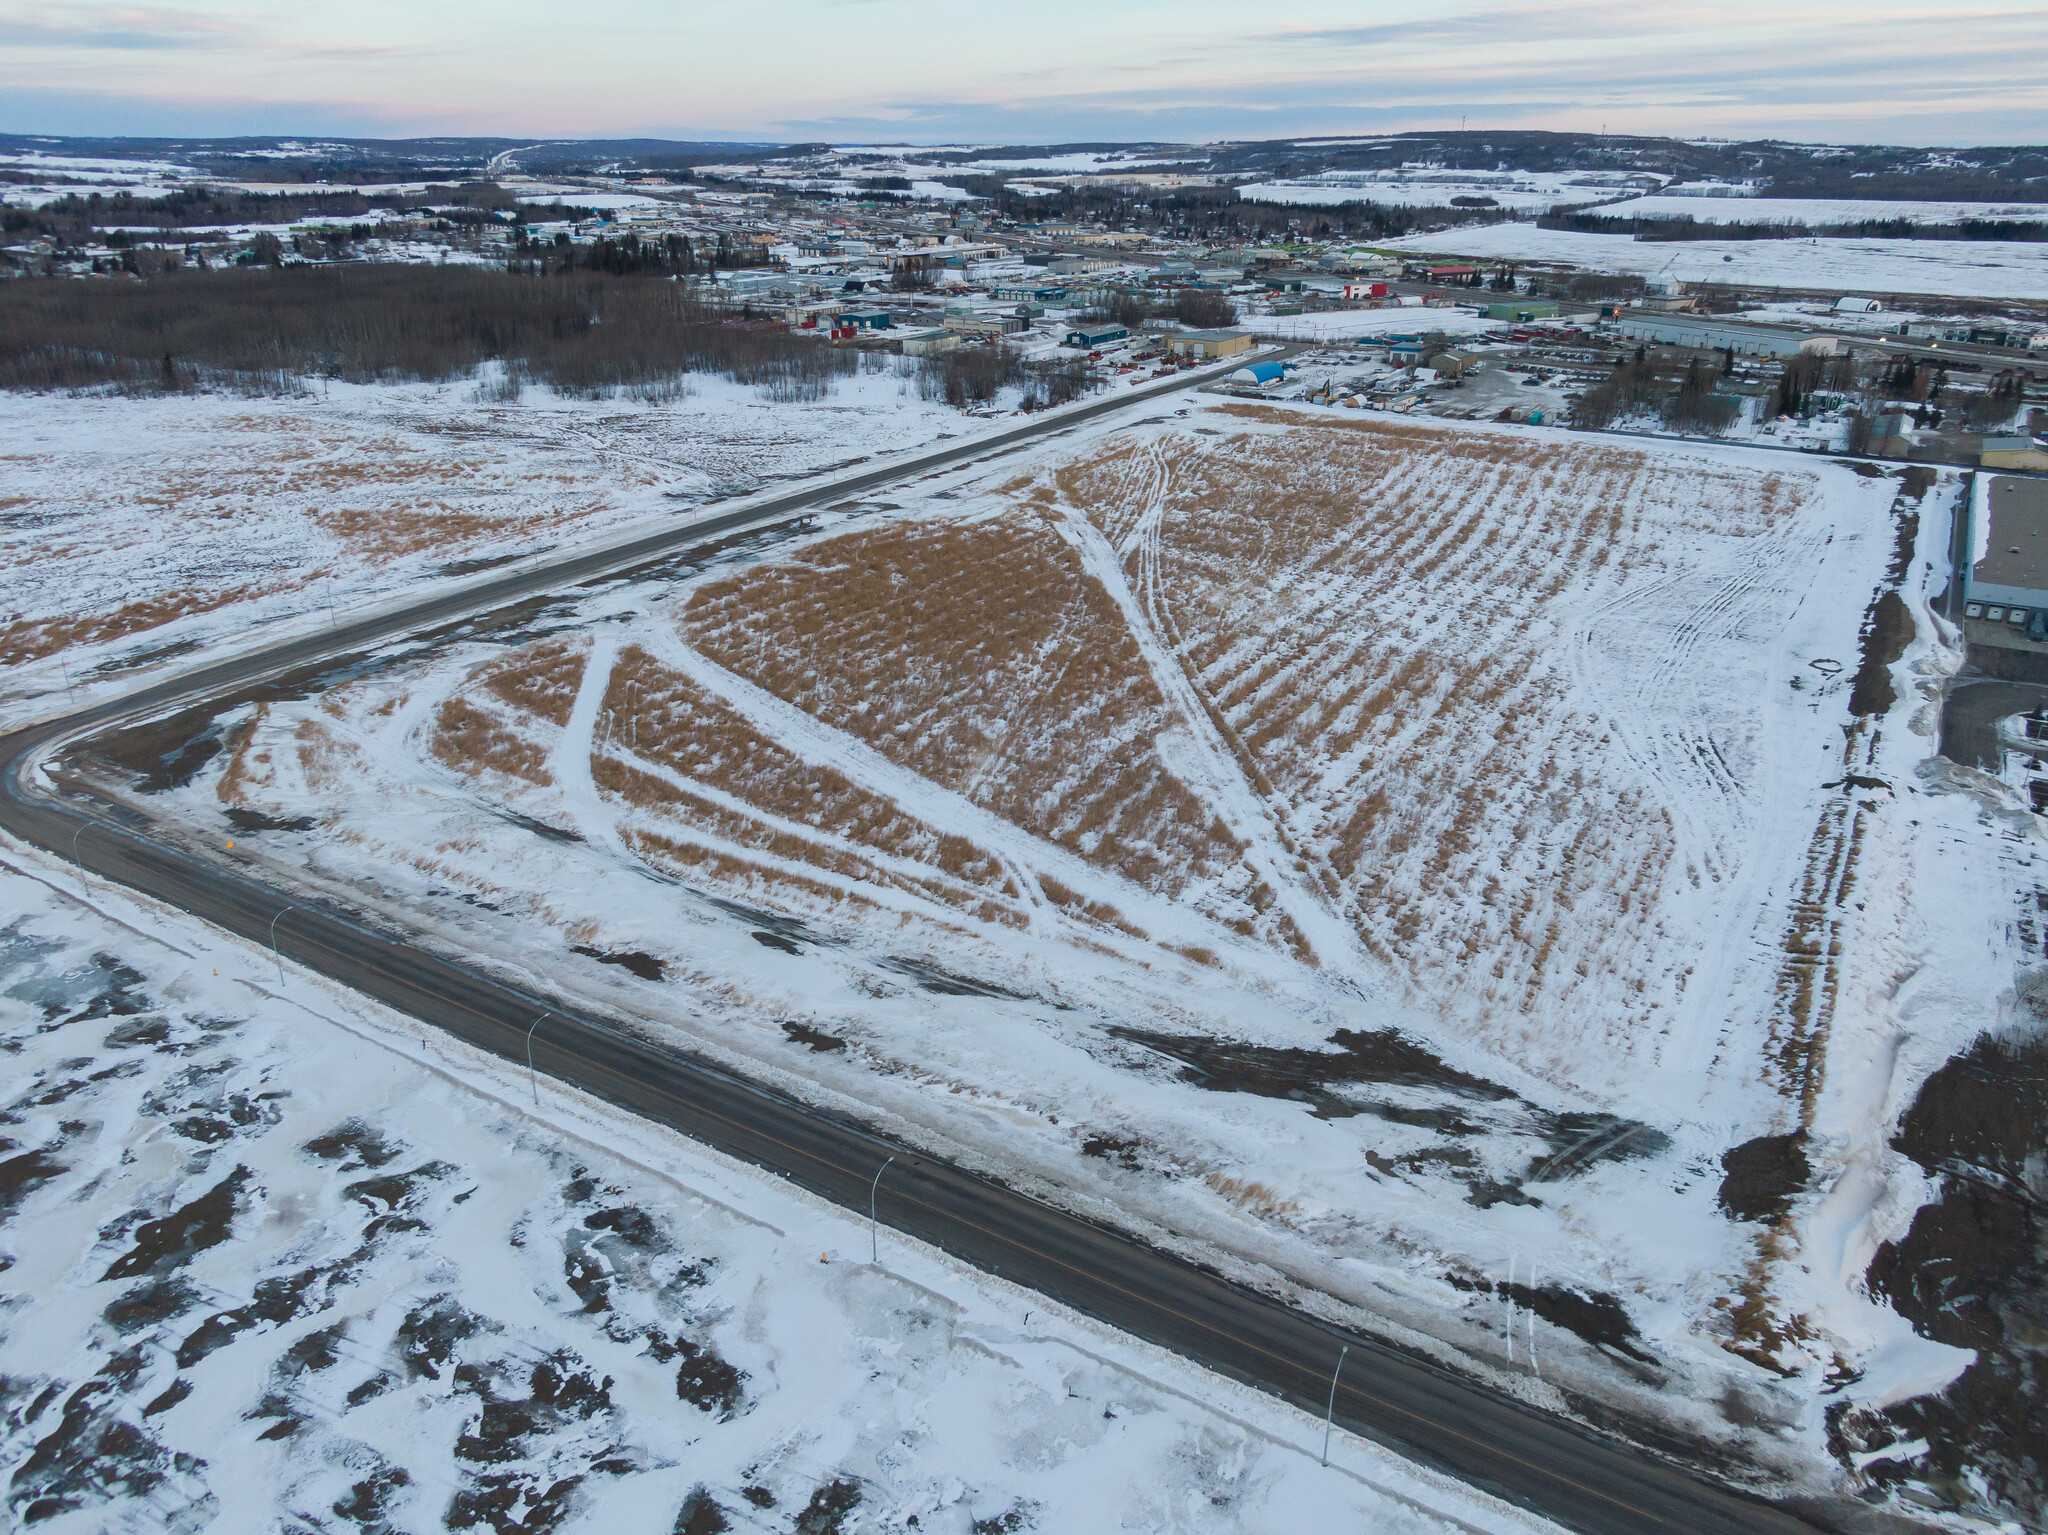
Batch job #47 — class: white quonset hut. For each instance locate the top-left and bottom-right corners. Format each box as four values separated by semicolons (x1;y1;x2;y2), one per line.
1965;476;2048;633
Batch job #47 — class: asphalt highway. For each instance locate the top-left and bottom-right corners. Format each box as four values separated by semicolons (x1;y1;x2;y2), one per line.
0;369;1835;1535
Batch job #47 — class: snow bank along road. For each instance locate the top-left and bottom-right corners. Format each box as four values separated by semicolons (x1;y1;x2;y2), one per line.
1;394;1827;1535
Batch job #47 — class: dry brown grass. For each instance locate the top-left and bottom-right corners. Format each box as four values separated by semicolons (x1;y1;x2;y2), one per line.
313;501;577;563
430;694;553;785
2;409;627;672
593;644;1014;901
1042;408;1814;1035
1204;1171;1301;1218
1037;873;1147;939
0;583;267;666
624;825;897;922
476;639;588;728
681;511;1247;902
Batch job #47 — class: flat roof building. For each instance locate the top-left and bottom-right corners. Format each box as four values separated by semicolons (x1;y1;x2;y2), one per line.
1966;476;2048;629
1163;329;1254;359
1615;314;1845;358
944;313;1028;336
1982;436;2048;472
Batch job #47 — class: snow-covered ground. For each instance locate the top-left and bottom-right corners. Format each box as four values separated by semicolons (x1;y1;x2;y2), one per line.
0;859;1552;1534
1378;223;2048;300
1584;195;2048;227
515;191;677;211
1241;176;1620;212
1242;309;1498;342
0;374;1005;725
90;398;2017;1509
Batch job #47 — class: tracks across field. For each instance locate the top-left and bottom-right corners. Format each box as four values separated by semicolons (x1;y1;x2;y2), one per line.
1;374;1839;1535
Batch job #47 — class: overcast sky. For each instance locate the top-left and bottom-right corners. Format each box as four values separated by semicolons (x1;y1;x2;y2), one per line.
2;1;2043;146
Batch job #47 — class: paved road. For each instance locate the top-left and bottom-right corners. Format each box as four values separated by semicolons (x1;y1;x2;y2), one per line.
1;377;1839;1535
1940;673;2048;771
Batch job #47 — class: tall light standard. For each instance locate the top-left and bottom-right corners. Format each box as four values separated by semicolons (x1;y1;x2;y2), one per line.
268;906;296;987
1322;1345;1349;1467
70;820;95;891
526;1012;549;1104
870;1156;894;1263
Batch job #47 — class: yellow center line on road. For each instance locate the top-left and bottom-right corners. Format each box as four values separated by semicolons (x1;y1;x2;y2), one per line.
272;916;1672;1529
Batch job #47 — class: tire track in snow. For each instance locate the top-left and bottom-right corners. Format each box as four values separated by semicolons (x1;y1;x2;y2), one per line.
549;627;630;856
633;619;1297;980
1058;483;1375;977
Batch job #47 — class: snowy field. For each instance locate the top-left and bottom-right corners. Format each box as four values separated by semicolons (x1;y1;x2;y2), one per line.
1379;223;2048;300
1240;176;1620;212
0;860;1552;1534
0;374;1004;726
85;399;2021;1507
1585;195;2048;227
0;151;196;206
1242;309;1498;342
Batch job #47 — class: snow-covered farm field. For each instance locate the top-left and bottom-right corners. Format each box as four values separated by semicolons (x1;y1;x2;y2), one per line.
1239;175;1620;212
0;863;1551;1535
86;400;2025;1503
1379;222;2048;300
0;375;1000;726
1581;195;2048;228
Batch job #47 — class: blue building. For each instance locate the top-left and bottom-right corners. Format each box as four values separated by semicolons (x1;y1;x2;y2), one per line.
1229;360;1287;385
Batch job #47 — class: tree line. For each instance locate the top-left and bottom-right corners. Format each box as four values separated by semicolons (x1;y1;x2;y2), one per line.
0;263;1092;410
1539;209;2048;243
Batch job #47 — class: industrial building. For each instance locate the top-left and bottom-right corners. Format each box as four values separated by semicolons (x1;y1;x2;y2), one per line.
1164;329;1254;360
1870;413;1916;459
1982;436;2048;471
898;332;961;357
1615;314;1843;358
1965;476;2048;631
1064;322;1129;348
944;312;1028;337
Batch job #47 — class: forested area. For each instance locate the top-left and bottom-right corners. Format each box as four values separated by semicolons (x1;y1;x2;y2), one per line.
0;263;1096;408
0;265;854;398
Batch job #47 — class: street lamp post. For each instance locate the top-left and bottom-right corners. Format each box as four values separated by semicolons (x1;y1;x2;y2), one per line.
268;906;296;987
526;1012;549;1104
1322;1345;1349;1467
70;820;94;890
870;1156;895;1263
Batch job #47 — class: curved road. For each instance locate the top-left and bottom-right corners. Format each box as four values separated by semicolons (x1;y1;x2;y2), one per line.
2;369;1836;1535
1940;673;2048;773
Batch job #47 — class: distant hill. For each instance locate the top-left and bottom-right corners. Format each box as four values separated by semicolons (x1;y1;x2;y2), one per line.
5;128;2044;201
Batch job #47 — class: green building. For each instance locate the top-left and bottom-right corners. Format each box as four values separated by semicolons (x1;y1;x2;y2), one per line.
1485;301;1560;322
